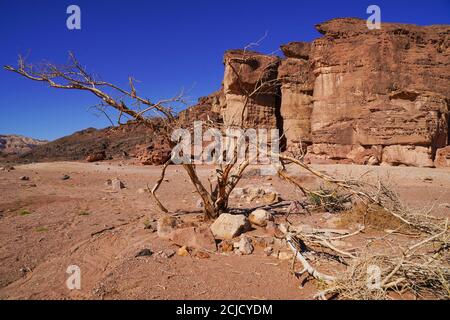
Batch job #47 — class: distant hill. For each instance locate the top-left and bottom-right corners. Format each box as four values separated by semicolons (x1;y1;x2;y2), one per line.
0;134;48;155
13;123;153;163
1;93;222;165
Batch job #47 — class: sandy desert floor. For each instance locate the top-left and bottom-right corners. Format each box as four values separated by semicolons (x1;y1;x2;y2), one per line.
0;161;449;299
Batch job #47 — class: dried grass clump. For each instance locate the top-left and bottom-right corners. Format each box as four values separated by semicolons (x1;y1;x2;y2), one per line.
319;251;450;300
337;202;414;233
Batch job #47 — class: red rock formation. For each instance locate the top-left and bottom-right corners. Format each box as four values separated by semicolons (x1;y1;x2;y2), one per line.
217;18;450;168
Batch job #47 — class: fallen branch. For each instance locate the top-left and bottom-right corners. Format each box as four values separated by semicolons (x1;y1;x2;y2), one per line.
286;234;336;283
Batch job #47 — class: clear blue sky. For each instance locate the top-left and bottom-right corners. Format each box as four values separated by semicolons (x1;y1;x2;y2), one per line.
1;0;449;141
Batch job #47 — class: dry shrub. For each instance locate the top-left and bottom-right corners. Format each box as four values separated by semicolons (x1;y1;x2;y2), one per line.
307;186;350;213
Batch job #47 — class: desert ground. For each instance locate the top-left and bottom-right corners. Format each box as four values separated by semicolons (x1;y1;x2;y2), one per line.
0;161;449;300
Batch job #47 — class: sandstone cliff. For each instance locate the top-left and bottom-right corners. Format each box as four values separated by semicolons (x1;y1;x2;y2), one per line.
217;18;450;167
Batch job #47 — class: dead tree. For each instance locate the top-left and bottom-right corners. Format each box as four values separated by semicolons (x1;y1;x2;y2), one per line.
4;51;278;219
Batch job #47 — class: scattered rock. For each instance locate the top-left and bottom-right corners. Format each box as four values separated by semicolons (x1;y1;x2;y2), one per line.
278;251;294;260
342;201;353;210
261;192;280;205
231;187;245;197
423;177;434;183
111;178;125;190
143;218;157;232
233;237;254;255
210;213;250;240
22;183;37;188
61;174;70;180
19;266;32;274
278;223;289;234
249;209;274;227
177;246;190;257
246;187;265;201
156;249;176;259
265;221;281;237
290;224;314;234
19;176;30;181
169;226;217;251
86;151;106;162
252;237;270;248
196;199;204;209
286;201;306;215
218;240;235;253
194;250;211;259
135;248;153;257
264;246;274;256
137;188;147;194
273;237;287;248
157;216;179;239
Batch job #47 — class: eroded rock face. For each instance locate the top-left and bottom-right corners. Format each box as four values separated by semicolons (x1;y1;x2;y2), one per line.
222;50;281;129
278;57;314;146
308;19;449;166
215;18;450;167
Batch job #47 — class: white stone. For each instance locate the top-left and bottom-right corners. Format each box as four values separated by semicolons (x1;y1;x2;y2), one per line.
249;209;274;227
210;214;249;240
111;178;125;190
233;237;254;255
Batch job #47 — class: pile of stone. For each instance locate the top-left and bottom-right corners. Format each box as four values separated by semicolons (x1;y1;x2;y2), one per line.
230;185;280;205
155;208;295;260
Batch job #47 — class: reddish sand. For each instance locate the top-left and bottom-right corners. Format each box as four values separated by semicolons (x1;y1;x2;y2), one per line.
0;161;449;299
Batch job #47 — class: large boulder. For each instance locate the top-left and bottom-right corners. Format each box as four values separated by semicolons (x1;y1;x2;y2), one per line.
86;151;106;162
210;214;250;240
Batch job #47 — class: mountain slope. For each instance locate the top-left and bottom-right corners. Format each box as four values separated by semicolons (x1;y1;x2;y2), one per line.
0;134;47;155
